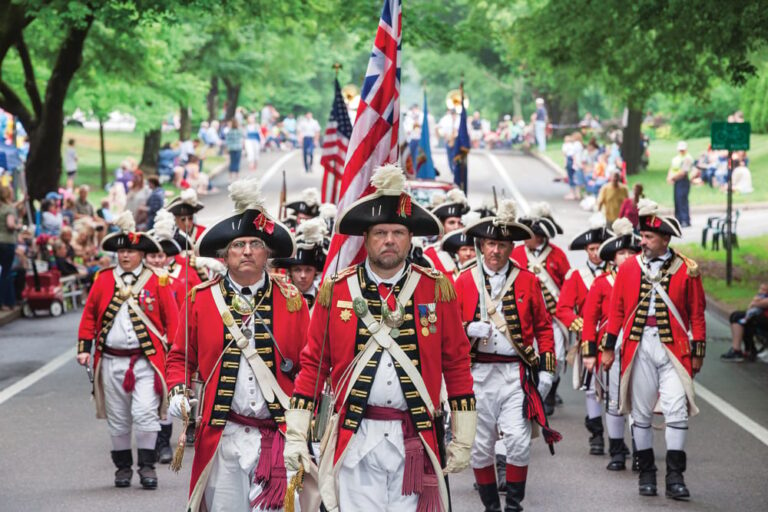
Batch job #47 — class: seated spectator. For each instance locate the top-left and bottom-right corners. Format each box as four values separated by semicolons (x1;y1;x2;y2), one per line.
52;239;87;278
59;226;76;259
97;199;115;225
722;283;768;362
61;197;76;226
728;158;753;194
184;155;210;195
158;142;180;182
74;185;95;218
40;199;63;236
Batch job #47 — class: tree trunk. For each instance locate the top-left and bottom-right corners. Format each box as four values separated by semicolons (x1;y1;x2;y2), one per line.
99;118;107;189
24;116;66;198
622;108;644;175
223;78;240;121
139;128;162;174
206;76;219;122
179;103;191;141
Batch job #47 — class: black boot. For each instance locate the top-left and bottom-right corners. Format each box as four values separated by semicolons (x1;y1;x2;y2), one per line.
665;450;690;500
477;483;502;512
505;481;525;512
111;450;133;487
496;454;507;493
544;379;558;416
636;449;657;496
156;423;173;464
137;449;158;489
630;431;640;471
606;438;627;471
185;418;196;446
584;416;605;455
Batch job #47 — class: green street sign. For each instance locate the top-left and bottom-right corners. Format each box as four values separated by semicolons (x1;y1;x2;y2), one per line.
711;122;751;151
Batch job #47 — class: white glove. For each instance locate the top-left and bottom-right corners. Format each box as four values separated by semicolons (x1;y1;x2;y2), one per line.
466;321;492;339
168;394;197;419
284;409;312;472
537;371;554;399
443;409;477;474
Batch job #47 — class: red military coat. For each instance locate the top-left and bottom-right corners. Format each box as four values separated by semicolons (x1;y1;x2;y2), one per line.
454;261;556;362
77;266;178;419
580;271;615;364
423;244;457;283
167;261;202;308
511;243;571;290
165;274;309;510
556;267;602;330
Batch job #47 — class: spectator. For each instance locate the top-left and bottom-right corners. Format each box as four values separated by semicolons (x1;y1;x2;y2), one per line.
12;229;33;302
40;199;63;236
667;141;694;227
597;170;629;224
61;197;76;226
115;158;136;193
97;199;115;225
225;118;244;182
580;137;600;195
74;185;95;218
158;142;180;182
298;112;321;173
125;169;150;225
619;183;643;228
244;115;262;171
534;97;548;152
52;239;86;278
0;185;20;310
722;283;768;362
729;158;753;194
205;120;221;149
145;176;164;230
59;226;76;258
283;113;298;149
64;138;78;191
182;155;209;195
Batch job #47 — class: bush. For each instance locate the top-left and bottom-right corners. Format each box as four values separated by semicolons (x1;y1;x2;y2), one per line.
667;83;742;139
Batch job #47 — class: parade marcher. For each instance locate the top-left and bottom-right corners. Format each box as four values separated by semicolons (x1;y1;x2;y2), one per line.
512;202;570;415
440;228;476;271
455;199;560;512
423;189;471;281
581;217;641;472
272;217;327;312
165;176;310;511
167;189;209;285
555;213;611;456
76;211;178;489
284;165;477;512
603;199;706;499
285;187;321;225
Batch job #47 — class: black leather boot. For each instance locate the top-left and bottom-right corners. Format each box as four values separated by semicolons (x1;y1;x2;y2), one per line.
496;454;507;493
636;448;657;496
665;450;690;500
584;416;605;455
544;379;557;416
111;450;133;487
505;481;525;512
631;431;640;471
477;483;502;512
156;423;173;464
606;438;627;471
185;418;196;446
137;448;158;489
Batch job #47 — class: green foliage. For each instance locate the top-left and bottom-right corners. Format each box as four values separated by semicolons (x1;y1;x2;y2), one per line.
665;84;743;139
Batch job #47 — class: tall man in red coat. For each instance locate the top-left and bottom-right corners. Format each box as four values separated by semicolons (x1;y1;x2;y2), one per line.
76;211;178;489
423;189;471;281
165;176;310;511
455;199;560;512
603;199;706;500
556;213;611;455
284;165;477;512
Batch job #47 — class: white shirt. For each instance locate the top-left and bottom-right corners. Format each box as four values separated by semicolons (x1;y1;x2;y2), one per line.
477;259;516;356
644;250;672;317
297;117;321;139
105;265;143;350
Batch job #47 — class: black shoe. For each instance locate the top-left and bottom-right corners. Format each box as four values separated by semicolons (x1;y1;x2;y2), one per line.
156;424;173;464
637;449;657;496
111;450;133;488
505;481;525;512
555;393;563;406
584;416;605;455
544;385;557;416
496;455;507;493
720;348;745;362
137;449;158;490
665;450;690;500
606;439;627;471
185;419;196;447
477;483;502;512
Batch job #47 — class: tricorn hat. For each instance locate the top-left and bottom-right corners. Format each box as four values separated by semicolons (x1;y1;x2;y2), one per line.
271;217;327;271
431;188;471;220
101;211;161;254
599;217;641;261
464;199;533;242
286;187;321;217
441;229;475;255
335;165;442;237
147;210;181;256
166;188;204;216
568;213;613;250
637;198;682;237
519;201;563;238
196;176;296;258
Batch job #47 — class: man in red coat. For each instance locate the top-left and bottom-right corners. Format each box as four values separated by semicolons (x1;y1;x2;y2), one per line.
602;199;706;500
423;189;470;281
165;176;309;512
455;199;559;512
581;217;640;471
512;202;570;414
76;211;178;489
556;214;611;455
284;165;477;512
167;188;209;283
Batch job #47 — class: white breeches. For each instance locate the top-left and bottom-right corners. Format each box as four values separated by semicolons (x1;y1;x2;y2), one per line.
553;322;566;376
102;356;160;436
471;363;531;468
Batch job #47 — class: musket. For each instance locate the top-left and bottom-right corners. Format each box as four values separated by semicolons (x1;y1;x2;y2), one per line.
279;170;287;220
492;186;498;212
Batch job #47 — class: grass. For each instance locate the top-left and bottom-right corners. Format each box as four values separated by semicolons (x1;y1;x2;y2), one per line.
677;235;768;311
59;126;225;204
543;134;768;208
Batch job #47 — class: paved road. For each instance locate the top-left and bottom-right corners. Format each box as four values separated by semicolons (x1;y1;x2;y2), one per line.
1;149;767;511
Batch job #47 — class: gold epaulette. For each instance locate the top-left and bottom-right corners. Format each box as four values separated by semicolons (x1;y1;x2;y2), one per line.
676;252;700;278
412;264;456;302
152;268;170;287
317;266;357;308
187;276;220;302
94;265;115;281
272;275;303;312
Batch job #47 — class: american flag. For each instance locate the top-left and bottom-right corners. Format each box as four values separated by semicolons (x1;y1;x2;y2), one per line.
320;79;354;203
323;0;401;276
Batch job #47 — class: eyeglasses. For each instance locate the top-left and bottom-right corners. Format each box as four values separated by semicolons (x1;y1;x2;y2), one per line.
230;240;265;251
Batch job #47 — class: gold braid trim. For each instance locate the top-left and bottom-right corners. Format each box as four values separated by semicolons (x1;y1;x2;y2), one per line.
273;275;304;312
317;266;357;308
676;251;700;277
411;263;456;302
187;276;220;302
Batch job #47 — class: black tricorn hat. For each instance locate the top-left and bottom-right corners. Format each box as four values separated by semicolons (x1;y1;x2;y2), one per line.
101;211;161;254
520;201;563;238
431;189;471;220
335;165;442;237
441;228;475;255
285;187;321;217
637;199;682;237
196;177;295;258
568;213;613;250
599;218;641;261
166;189;204;216
271;218;327;271
147;210;181;256
464;199;533;242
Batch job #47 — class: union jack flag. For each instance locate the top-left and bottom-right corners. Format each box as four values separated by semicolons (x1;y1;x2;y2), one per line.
320;79;353;203
323;0;401;276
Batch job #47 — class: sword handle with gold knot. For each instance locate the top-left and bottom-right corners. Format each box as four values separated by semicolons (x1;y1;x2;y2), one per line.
283;464;305;512
170;388;192;473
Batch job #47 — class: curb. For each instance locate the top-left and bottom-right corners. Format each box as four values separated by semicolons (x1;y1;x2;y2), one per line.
530;151;566;178
706;294;733;324
0;308;21;327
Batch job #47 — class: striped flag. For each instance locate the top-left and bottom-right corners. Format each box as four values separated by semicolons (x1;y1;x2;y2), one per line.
320;79;353;203
323;0;401;276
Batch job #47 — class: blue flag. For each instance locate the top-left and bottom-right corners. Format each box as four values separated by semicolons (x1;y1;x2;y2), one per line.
415;91;435;179
452;93;470;192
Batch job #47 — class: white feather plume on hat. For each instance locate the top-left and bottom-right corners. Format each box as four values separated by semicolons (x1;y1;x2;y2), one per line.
229;176;265;212
152;210;176;241
180;188;199;205
446;188;468;205
370;164;406;194
430;192;447;208
611;217;634;236
530;201;552;218
195;257;227;276
496;199;518;222
462;211;481;226
296;217;327;245
637;198;659;216
589;212;607;229
319;203;337;220
301;187;320;206
114;211;136;233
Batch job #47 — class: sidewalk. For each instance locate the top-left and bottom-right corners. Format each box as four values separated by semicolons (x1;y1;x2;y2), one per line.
0;307;21;327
